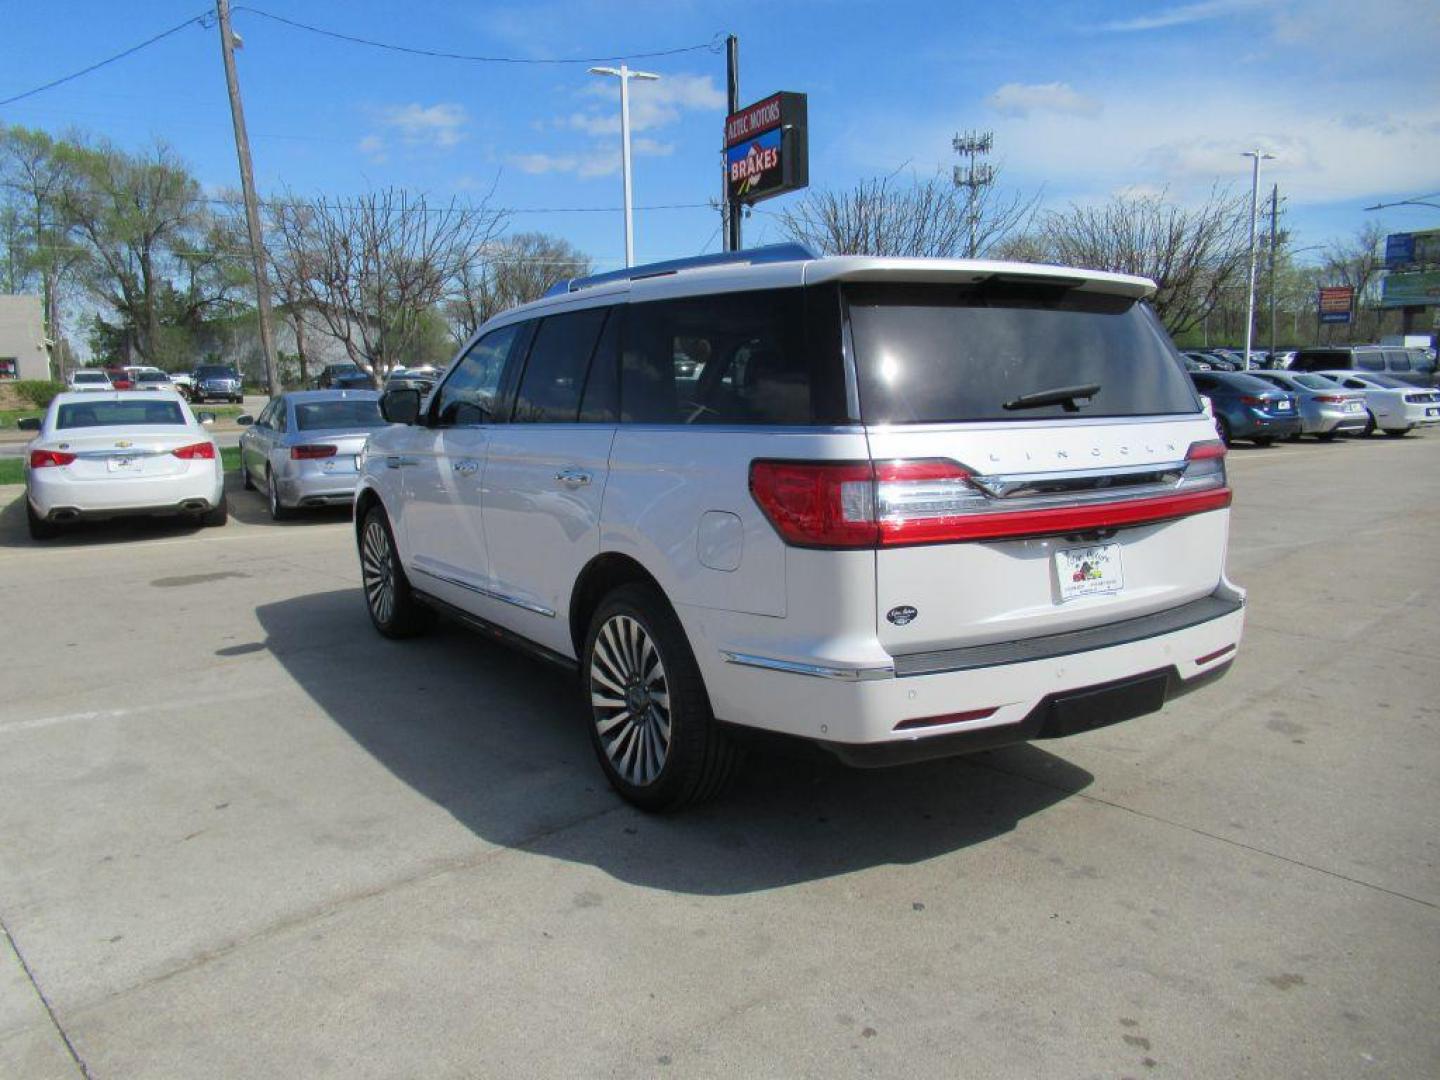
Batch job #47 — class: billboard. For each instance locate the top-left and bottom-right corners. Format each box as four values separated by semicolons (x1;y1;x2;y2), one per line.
1384;229;1440;270
1380;270;1440;308
1318;285;1354;323
725;92;808;206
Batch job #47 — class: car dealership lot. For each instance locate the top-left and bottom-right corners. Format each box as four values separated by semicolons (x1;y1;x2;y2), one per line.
1;439;1437;1079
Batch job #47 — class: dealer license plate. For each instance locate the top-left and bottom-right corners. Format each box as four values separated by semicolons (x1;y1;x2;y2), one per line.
1428;407;1439;418
107;455;138;473
1346;401;1364;412
1276;400;1292;410
1056;543;1124;602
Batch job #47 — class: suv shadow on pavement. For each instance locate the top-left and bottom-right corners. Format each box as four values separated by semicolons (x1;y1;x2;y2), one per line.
254;588;1093;896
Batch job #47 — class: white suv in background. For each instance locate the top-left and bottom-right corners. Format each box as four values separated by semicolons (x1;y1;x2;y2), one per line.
356;245;1246;810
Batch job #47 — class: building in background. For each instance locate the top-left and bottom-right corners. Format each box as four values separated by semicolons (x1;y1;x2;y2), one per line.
0;295;53;381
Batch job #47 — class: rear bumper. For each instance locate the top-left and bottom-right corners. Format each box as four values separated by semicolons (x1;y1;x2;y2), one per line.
1232;412;1301;437
278;466;362;508
689;583;1245;759
1305;406;1369;435
28;465;224;519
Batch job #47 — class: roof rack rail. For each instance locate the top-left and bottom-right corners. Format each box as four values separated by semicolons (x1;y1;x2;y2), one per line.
543;242;817;297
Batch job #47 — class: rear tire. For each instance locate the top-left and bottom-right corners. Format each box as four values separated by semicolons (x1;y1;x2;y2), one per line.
1318;431;1337;442
200;497;228;527
1383;427;1410;438
1253;436;1275;447
26;501;60;541
241;459;255;490
359;506;432;638
266;469;294;521
582;583;738;812
1362;412;1377;436
1215;417;1232;446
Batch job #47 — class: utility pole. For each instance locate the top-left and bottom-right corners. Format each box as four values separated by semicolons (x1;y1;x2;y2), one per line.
590;63;660;267
216;0;280;398
1241;148;1275;370
724;35;741;252
1267;184;1280;360
952;131;994;258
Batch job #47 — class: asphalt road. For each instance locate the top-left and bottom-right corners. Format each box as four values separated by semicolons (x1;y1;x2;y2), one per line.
0;435;1437;1079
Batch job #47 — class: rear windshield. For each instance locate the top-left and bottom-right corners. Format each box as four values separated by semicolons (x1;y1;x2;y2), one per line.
1201;372;1281;393
134;371;170;382
72;372;108;383
846;282;1198;423
56;401;187;428
294;399;385;431
1291;374;1334;390
1355;373;1412;390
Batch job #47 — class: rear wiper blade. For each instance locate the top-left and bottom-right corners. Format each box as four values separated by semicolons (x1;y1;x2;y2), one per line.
1003;383;1101;412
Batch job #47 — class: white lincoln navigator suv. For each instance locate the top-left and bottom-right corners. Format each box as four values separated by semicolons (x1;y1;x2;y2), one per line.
356;245;1245;810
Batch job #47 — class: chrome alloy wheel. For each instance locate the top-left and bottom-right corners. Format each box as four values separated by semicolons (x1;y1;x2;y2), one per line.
360;518;396;625
590;614;672;786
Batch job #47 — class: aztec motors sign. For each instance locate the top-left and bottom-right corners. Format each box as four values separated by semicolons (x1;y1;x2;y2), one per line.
724;92;809;205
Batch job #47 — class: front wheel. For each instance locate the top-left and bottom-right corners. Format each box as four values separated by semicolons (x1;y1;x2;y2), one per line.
583;583;738;811
359;506;431;638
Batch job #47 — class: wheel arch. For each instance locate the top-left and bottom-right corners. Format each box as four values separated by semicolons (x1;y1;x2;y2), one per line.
569;552;666;658
354;484;385;545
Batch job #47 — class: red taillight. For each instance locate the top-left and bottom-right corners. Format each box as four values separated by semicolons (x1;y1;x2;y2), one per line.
748;460;878;548
29;448;76;468
751;448;1233;550
1312;395;1345;404
1239;395;1266;406
171;441;216;460
291;444;337;460
894;707;999;732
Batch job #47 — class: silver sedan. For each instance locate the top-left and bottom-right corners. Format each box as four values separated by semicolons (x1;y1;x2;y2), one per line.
237;390;386;520
1248;370;1370;439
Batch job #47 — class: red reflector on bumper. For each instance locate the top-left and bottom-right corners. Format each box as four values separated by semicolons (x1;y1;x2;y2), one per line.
1195;643;1236;665
894;706;998;732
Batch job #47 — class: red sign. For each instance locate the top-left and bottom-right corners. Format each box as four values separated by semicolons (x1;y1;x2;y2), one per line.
1318;285;1354;324
725;94;783;148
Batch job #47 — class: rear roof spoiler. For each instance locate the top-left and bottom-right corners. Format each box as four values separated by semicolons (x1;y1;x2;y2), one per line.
544;242;817;296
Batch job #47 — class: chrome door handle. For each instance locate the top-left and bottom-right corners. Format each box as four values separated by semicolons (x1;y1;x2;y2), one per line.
453;458;481;477
555;468;592;487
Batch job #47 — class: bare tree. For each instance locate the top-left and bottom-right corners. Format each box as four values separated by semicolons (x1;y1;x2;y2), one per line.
778;171;1036;258
268;188;506;376
1319;222;1387;342
447;231;592;343
1035;186;1250;336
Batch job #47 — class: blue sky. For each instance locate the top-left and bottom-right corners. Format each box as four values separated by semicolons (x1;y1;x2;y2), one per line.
3;0;1438;272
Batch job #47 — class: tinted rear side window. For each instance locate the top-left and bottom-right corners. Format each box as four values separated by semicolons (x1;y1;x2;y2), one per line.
1291;350;1350;372
1385;349;1411;372
512;307;608;423
619;288;841;425
1356;352;1384;371
847;283;1197;423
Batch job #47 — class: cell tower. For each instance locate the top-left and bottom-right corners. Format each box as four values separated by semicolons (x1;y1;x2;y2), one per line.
952;130;995;258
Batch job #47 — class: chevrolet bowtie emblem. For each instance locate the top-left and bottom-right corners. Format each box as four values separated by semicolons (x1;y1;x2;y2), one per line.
115;440;133;448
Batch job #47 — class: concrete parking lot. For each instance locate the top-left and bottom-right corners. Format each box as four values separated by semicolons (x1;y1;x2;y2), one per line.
1;436;1437;1079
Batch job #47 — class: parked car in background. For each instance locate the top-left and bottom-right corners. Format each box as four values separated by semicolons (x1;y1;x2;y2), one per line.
313;363;377;391
18;391;225;539
1312;371;1440;436
168;371;194;394
1181;352;1213;371
237;389;385;520
131;370;174;391
190;364;244;403
103;366;133;390
67;370;113;393
383;366;439;394
1189;370;1301;445
1188;350;1239;371
1291;345;1438;388
1247;370;1369;440
357;246;1245;810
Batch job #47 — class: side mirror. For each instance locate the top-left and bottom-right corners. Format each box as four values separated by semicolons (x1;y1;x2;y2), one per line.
17;417;41;432
235;414;254;426
197;411;217;425
380;386;422;425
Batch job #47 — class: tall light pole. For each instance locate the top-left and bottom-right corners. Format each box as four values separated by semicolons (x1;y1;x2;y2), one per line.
589;63;659;268
1241;149;1275;369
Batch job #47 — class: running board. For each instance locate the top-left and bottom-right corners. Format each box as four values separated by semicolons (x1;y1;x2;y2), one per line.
411;589;578;673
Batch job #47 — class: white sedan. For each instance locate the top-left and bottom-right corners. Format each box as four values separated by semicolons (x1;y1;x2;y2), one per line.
20;391;227;540
1315;371;1440;436
67;370;113;392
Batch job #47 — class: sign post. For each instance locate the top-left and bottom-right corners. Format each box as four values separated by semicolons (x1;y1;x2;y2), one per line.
724;92;809;219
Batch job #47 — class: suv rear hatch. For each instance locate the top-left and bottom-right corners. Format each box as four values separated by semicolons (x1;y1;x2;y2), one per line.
841;273;1229;656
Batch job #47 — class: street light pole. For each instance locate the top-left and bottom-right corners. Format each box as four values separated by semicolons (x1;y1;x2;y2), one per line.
1242;149;1275;369
589;63;660;268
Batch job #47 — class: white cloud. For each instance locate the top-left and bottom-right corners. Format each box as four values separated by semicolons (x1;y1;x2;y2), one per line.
376;103;469;149
986;82;1101;118
1101;0;1269;33
510;71;719;183
357;134;387;163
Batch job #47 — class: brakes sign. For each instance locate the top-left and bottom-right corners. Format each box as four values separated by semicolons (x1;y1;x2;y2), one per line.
724;92;808;206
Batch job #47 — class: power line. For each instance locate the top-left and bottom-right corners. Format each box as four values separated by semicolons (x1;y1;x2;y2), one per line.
232;6;723;64
198;196;711;215
0;11;211;107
